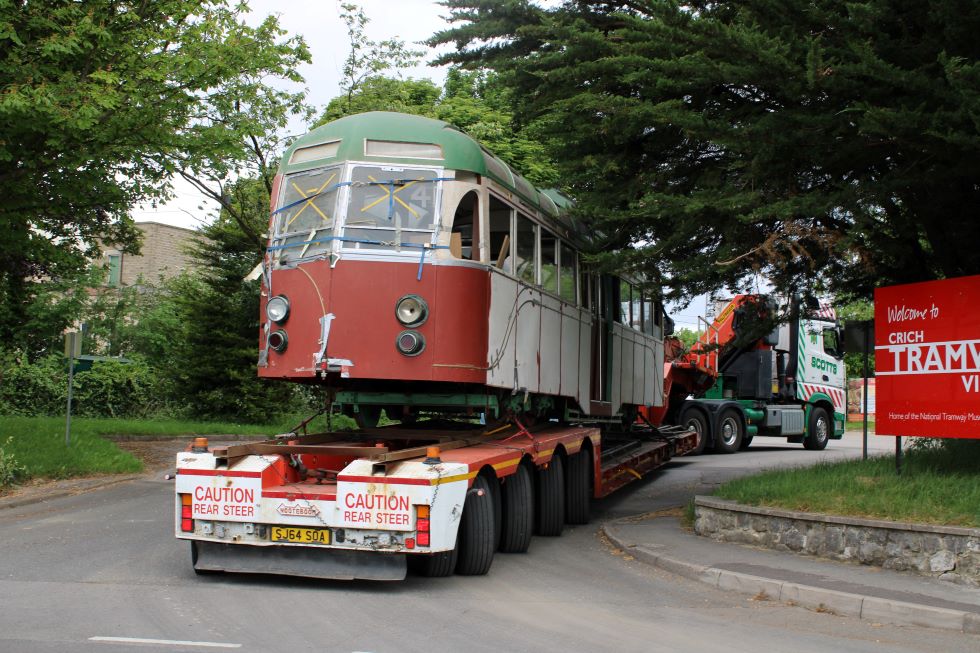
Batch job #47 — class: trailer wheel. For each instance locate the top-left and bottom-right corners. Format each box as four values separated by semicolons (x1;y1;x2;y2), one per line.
455;474;496;575
681;409;709;455
565;448;591;525
418;547;458;577
535;455;565;536
804;406;830;450
190;542;218;576
714;408;743;454
499;463;534;553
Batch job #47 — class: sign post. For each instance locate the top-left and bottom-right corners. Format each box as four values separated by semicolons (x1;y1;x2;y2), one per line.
874;275;980;467
64;330;79;447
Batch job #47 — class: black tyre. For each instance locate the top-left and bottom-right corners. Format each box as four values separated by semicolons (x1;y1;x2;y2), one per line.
804;406;831;450
681;409;710;455
565;448;591;525
190;541;218;576
418;547;457;577
713;408;743;454
499;463;534;553
740;434;754;450
535;455;565;536
455;474;496;575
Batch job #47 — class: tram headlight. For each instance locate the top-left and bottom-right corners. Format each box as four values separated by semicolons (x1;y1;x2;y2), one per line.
396;330;425;357
266;295;290;324
268;329;288;353
395;294;428;327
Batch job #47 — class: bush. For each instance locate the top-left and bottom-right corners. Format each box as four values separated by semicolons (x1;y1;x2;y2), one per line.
0;436;26;486
0;351;67;415
72;358;169;419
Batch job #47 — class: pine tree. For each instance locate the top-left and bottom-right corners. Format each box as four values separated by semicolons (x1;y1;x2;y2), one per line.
432;1;980;302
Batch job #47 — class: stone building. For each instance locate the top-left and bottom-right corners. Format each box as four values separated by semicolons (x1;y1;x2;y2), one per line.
99;221;201;287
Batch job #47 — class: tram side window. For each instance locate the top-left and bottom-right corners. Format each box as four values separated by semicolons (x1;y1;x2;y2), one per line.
617;279;632;325
579;269;590;310
450;190;479;260
489;196;512;272
559;242;577;304
540;229;558;294
631;291;643;331
641;296;656;337
515;213;537;284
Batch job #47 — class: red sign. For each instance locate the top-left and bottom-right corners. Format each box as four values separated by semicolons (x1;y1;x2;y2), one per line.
874;275;980;438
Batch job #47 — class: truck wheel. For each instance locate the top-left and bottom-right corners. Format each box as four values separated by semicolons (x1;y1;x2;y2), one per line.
418;547;458;577
804;406;830;450
682;409;709;455
740;434;753;450
456;474;496;575
565;448;591;525
714;408;743;454
499;463;534;552
535;455;565;536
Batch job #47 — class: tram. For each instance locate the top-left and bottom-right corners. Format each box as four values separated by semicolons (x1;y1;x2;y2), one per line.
259;111;668;426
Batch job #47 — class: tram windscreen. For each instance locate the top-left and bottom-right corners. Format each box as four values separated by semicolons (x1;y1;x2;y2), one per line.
343;166;439;249
274;166;342;259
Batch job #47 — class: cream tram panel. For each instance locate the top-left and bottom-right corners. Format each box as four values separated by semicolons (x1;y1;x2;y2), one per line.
539;294;562;396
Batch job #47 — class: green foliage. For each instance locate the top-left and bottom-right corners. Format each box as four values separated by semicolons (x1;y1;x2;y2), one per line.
674;327;701;351
71;359;165;419
433;1;980;302
173;179;310;423
0;0;311;351
0;351;69;416
0;437;26;487
716;443;980;527
317;67;558;187
838;299;875;376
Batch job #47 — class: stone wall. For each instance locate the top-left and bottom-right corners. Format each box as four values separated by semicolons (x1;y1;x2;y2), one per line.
694;496;980;586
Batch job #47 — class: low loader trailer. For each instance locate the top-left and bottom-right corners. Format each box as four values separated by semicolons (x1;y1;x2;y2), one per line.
175;421;695;580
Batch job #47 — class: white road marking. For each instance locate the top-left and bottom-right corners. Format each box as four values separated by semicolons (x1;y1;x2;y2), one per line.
89;636;242;648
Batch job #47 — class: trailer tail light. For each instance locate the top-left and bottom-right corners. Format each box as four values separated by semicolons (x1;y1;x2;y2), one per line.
180;493;194;532
415;505;430;547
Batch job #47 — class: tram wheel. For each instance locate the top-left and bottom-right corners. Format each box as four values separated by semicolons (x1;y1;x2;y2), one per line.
456;474;496;575
535;454;565;536
499;463;533;553
353;405;381;429
565;448;592;525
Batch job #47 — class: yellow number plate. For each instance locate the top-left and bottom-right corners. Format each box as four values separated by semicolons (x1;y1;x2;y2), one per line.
271;526;330;545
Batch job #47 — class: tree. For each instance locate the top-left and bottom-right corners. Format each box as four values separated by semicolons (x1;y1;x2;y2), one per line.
172;178;305;422
431;1;980;304
317;67;559;187
0;0;310;352
335;2;425;115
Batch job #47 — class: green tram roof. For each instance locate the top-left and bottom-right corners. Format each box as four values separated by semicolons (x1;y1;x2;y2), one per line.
281;111;573;223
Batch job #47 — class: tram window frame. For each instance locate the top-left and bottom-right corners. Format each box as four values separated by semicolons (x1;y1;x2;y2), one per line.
616;278;632;325
514;212;537;285
540;228;558;294
488;195;513;273
559;242;577;304
579;268;591;310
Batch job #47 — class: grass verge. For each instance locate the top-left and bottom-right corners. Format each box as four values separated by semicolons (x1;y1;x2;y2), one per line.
715;440;980;528
0;412;358;483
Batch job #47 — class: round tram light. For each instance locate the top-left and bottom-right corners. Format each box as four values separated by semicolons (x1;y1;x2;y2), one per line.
395;330;425;357
395;294;428;327
266;295;290;324
269;329;289;353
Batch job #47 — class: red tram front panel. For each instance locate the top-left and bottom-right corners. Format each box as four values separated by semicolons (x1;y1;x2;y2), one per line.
260;259;488;385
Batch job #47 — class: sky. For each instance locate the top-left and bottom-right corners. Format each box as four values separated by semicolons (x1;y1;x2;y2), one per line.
132;0;452;230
